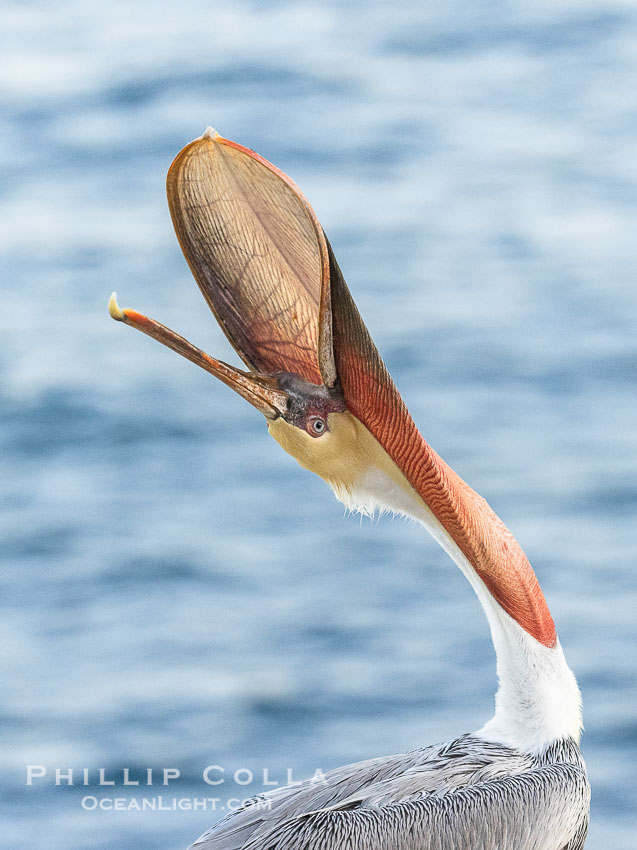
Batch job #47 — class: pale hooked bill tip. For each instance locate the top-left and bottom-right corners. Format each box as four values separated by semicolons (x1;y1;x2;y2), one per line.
108;291;125;320
202;126;220;140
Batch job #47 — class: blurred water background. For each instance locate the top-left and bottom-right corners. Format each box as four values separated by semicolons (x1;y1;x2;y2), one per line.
1;1;636;847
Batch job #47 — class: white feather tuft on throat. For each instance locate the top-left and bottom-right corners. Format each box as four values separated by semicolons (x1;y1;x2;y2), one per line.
329;465;583;755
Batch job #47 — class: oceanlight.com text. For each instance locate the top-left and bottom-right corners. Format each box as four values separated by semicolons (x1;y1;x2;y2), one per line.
80;795;272;813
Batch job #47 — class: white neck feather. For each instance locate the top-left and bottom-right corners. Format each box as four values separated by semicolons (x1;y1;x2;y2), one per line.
334;465;582;756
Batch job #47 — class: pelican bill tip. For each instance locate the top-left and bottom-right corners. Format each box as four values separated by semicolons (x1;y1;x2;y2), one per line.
108;291;125;321
201;125;220;140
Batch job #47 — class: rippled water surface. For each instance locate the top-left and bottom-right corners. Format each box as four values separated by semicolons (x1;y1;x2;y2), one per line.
1;2;636;847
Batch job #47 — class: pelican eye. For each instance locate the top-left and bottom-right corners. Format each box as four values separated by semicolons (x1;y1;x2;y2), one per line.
308;416;326;436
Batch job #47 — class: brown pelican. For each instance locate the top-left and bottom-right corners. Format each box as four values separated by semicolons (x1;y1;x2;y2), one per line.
109;128;590;849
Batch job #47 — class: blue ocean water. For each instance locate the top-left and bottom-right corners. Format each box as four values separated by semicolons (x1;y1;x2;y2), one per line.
1;1;636;847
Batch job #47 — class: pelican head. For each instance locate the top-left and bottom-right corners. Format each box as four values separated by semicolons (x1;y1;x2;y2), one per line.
108;128;418;503
110;127;557;651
